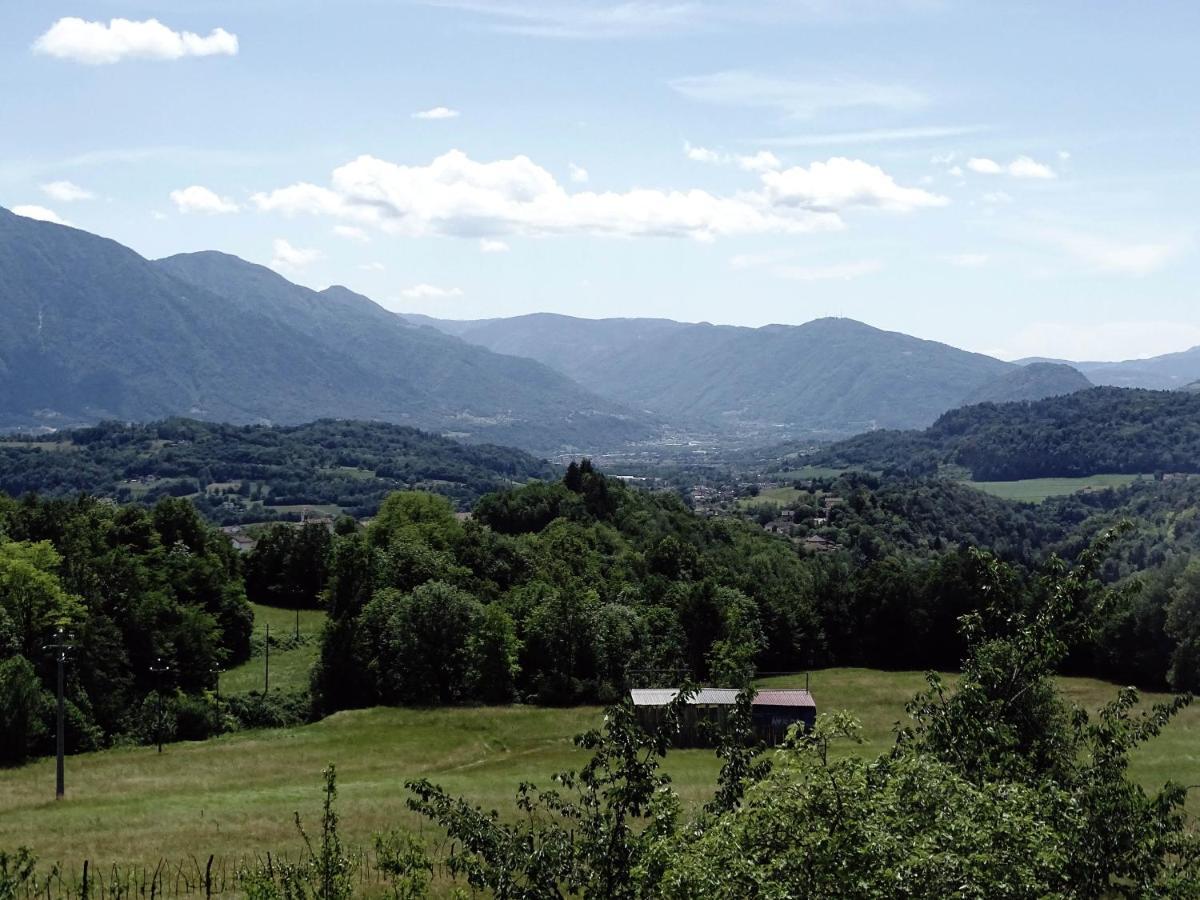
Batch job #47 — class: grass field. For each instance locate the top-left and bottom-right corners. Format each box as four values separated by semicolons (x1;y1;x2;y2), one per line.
969;473;1147;503
736;485;805;509
219;604;327;695
3;668;1197;876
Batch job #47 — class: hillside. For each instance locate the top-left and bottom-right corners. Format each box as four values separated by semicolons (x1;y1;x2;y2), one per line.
0;418;553;521
960;362;1091;405
1020;348;1200;391
811;387;1200;480
412;313;1016;434
0;208;654;452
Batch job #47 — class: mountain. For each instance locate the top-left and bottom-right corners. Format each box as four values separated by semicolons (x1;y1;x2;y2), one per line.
1183;381;1200;393
0;207;654;451
811;387;1200;481
1019;348;1200;391
0;418;553;522
409;313;1014;434
960;362;1092;406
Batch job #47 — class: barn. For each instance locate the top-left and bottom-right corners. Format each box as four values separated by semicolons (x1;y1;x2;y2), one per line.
630;687;816;747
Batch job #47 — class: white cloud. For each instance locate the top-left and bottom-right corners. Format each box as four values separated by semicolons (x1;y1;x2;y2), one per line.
412;106;460;120
400;284;464;299
252;149;872;241
946;253;989;267
359;262;386;271
333;224;370;241
568;163;589;183
270;238;322;270
419;2;942;39
981;191;1013;205
966;157;1004;175
41;180;94;202
967;155;1055;179
1058;150;1071;161
684;142;725;164
1007;155;1055;179
773;259;883;281
948;165;963;177
12;205;70;226
151;211;168;221
736;151;781;173
33;17;237;65
1030;227;1186;275
761;157;947;213
993;321;1200;362
670;70;928;119
170;185;238;214
480;238;510;252
758;125;987;147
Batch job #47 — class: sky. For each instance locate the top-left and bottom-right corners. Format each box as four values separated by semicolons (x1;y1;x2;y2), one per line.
2;1;1198;362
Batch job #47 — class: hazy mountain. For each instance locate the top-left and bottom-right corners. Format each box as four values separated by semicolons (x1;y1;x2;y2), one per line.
411;312;1014;433
0;207;654;451
1019;348;1200;391
960;362;1092;406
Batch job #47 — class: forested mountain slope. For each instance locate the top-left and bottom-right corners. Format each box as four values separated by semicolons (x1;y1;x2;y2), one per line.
0;208;654;451
812;387;1200;480
412;313;1017;433
0;418;553;521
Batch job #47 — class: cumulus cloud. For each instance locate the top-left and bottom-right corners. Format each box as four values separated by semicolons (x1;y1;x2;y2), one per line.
671;71;927;119
412;106;460;120
359;262;386;271
252;149;896;241
33;17;237;65
170;185;238;214
737;151;781;173
12;205;70;226
982;191;1013;205
968;155;1055;179
333;224;370;241
480;238;510;252
568;163;589;183
684;142;725;164
270;238;321;269
41;180;94;202
1031;227;1186;275
761;157;947;213
400;284;463;299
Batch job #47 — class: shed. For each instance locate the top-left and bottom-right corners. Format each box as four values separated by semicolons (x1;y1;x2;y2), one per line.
630;687;816;747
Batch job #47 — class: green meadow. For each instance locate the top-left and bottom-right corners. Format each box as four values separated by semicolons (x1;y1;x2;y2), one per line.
968;473;1147;503
3;668;1197;874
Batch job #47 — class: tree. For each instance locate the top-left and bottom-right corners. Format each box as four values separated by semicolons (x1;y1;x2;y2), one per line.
0;655;49;766
0;540;82;659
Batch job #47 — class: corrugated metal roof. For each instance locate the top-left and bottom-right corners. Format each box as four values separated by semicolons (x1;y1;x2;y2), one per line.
630;687;741;706
753;689;816;708
630;688;815;707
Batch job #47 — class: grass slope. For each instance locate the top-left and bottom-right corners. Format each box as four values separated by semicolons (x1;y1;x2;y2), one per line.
968;473;1147;503
220;604;326;695
3;669;1196;873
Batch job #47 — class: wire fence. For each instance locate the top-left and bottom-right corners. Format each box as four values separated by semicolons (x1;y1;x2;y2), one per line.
10;849;398;899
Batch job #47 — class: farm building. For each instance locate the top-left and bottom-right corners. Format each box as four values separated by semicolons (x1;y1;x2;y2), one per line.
630;687;816;747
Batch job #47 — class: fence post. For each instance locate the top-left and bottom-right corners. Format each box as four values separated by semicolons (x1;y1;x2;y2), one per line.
81;860;89;900
205;856;213;898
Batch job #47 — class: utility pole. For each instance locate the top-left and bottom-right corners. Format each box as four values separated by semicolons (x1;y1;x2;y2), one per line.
264;623;270;693
295;607;300;640
149;658;171;753
210;665;222;700
44;626;73;800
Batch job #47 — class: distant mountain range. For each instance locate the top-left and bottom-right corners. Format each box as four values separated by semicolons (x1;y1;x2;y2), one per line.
0;207;652;452
404;312;1103;433
1017;350;1200;391
3;205;1195;451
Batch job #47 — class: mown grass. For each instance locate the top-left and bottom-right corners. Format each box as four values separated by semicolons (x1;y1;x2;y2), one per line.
968;473;1147;503
5;668;1197;876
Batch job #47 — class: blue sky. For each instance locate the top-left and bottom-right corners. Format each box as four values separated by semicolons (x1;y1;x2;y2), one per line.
2;1;1197;361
